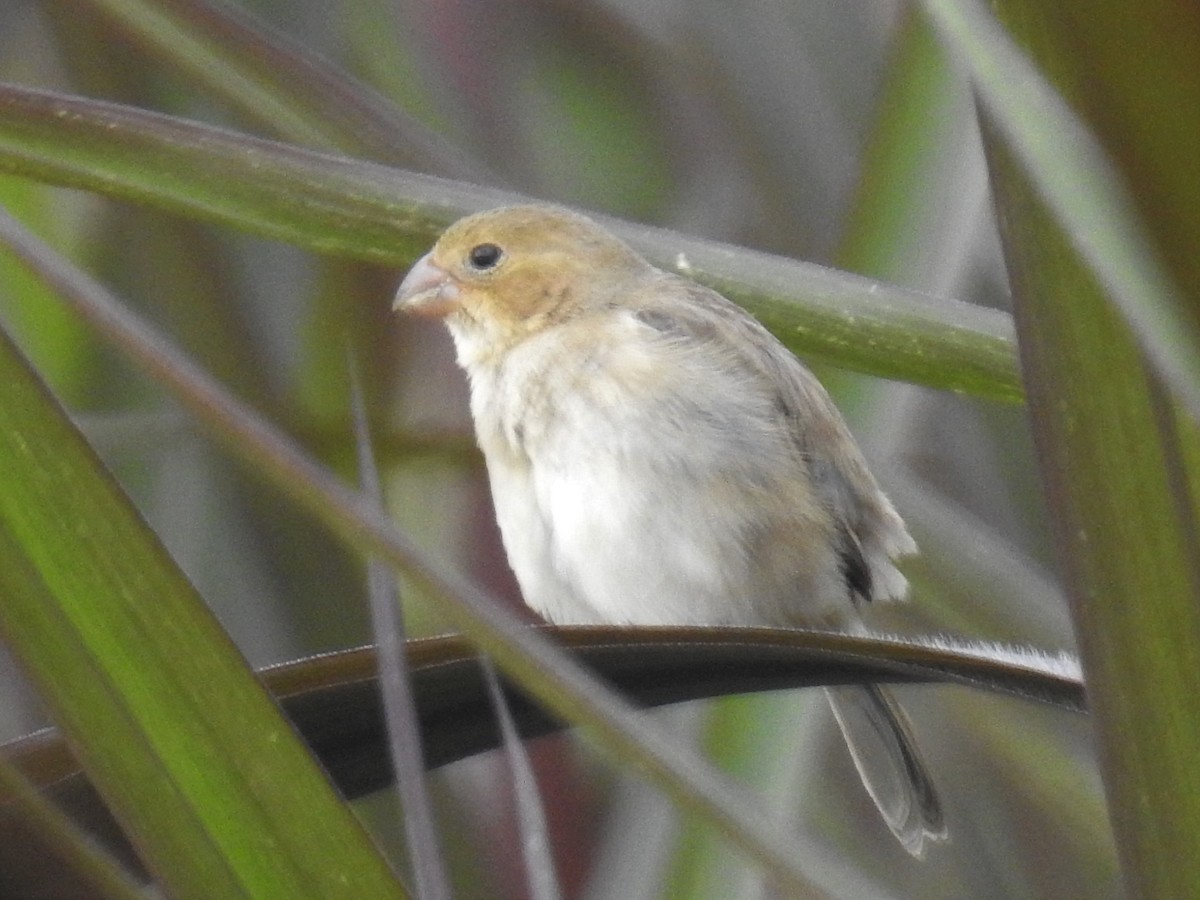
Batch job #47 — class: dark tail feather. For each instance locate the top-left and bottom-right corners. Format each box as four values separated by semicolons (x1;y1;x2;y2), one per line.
824;684;947;857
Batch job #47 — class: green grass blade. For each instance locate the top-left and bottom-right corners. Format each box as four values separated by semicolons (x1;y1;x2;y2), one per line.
985;131;1200;898
0;83;1020;400
74;0;491;177
921;0;1200;416
923;1;1200;892
0;326;406;898
0;758;145;900
0;203;827;897
966;56;1200;900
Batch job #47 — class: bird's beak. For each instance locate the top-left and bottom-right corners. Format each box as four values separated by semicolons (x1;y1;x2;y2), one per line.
393;253;461;317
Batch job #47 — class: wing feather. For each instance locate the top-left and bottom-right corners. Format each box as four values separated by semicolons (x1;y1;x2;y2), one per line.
627;273;916;603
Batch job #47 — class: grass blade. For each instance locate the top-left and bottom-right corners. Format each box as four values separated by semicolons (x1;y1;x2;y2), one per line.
0;83;1019;399
937;1;1200;887
921;0;1200;415
0;320;406;898
72;0;491;177
350;359;450;900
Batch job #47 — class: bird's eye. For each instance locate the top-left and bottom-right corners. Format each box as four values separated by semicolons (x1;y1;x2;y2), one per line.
467;243;503;271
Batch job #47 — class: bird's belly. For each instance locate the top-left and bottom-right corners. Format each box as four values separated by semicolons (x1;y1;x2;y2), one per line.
474;344;855;629
485;458;601;625
539;470;729;625
491;452;840;628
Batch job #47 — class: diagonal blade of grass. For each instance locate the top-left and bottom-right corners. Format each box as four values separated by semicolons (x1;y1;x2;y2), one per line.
0;204;827;897
972;50;1200;900
0;83;1020;401
929;2;1200;893
920;0;1200;416
70;0;492;178
0;757;145;900
983;124;1200;899
0;323;406;899
350;360;450;900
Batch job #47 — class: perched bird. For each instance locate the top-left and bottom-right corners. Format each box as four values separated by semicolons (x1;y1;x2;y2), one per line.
394;204;946;855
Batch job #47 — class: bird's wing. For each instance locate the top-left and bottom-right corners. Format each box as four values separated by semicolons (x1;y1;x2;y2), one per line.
626;274;916;603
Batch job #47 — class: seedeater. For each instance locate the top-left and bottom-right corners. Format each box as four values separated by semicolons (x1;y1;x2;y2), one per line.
394;204;945;855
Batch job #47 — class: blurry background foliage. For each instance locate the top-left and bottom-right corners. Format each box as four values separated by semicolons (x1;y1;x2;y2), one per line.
1;0;1189;897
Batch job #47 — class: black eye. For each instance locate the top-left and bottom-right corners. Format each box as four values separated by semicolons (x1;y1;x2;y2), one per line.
467;243;503;271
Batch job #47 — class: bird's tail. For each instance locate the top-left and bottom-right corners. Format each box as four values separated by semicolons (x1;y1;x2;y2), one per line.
823;684;947;857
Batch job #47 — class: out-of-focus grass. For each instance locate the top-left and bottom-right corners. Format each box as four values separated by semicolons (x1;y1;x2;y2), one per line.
923;2;1200;896
0;316;407;899
2;0;1187;897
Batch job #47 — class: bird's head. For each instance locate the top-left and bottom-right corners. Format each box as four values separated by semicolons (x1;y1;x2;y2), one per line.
393;205;650;354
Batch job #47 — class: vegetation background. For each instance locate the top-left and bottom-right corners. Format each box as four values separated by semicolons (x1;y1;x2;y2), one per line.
2;0;1194;898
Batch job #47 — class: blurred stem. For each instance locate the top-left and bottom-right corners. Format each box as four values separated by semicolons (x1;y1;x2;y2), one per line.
65;0;490;178
0;84;1020;401
837;9;960;284
0;759;145;900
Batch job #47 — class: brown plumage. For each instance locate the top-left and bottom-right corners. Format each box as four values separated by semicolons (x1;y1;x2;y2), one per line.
395;204;946;855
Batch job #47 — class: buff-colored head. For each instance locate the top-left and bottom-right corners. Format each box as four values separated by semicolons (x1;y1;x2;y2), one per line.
393;205;651;352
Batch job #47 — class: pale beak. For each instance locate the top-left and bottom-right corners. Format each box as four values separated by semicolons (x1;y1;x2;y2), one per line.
393;253;461;317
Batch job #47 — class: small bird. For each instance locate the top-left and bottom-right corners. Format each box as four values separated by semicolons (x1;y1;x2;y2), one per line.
394;204;945;855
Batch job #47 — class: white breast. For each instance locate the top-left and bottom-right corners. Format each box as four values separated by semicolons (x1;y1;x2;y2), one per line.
455;311;855;628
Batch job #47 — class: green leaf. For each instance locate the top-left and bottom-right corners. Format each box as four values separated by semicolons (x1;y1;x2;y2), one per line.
71;0;490;177
0;756;144;900
0;325;406;898
923;1;1200;894
0;203;826;896
985;128;1200;900
0;83;1020;401
921;0;1200;416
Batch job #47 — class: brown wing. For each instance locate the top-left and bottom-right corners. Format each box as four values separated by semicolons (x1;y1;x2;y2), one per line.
628;273;915;603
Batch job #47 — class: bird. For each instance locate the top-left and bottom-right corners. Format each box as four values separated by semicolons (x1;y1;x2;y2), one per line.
393;204;946;856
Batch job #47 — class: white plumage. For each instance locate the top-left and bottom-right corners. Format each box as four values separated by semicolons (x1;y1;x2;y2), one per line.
395;204;944;855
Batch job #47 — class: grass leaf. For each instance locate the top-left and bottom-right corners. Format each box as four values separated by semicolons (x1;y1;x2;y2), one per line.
0;83;1020;400
0;286;405;898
